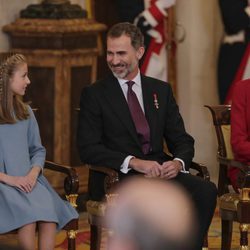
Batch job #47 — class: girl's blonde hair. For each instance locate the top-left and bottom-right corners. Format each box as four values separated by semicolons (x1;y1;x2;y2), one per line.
0;53;29;124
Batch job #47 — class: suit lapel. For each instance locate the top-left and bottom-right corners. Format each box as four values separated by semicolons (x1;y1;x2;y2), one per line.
103;76;142;147
141;75;159;146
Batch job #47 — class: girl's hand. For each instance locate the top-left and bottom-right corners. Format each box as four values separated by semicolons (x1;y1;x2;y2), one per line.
3;166;41;193
25;166;41;191
4;175;34;193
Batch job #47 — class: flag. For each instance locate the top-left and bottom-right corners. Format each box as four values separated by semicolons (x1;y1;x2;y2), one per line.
116;0;176;82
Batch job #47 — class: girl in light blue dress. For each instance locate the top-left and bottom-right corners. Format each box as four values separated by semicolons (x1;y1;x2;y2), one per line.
0;54;78;250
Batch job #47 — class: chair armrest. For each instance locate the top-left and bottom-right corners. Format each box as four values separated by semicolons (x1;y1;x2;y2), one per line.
217;156;250;188
44;161;79;195
190;161;210;181
88;165;119;194
217;156;249;171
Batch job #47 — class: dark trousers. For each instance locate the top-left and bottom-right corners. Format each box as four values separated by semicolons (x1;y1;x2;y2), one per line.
173;173;217;250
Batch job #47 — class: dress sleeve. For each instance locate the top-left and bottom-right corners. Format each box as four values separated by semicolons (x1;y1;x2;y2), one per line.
0;140;4;173
27;106;46;169
231;81;250;163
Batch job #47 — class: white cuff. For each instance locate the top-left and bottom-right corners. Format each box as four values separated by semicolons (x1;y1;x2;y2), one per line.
174;158;189;173
120;155;134;174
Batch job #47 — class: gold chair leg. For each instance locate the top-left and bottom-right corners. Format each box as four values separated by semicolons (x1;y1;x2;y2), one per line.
239;246;249;250
239;224;249;250
66;194;78;209
67;230;78;250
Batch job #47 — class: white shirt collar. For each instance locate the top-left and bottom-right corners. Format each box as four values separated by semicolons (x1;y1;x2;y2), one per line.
116;71;145;112
117;71;141;88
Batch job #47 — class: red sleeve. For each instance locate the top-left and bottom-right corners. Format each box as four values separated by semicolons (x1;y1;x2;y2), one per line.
231;79;250;163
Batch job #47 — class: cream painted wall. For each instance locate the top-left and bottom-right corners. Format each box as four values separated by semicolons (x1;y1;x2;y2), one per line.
0;0;223;183
0;0;36;50
0;0;86;51
176;0;223;183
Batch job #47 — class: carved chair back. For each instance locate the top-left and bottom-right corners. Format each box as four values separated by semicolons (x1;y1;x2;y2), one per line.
205;105;232;196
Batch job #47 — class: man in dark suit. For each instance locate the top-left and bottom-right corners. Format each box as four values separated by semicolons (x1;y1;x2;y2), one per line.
77;22;217;250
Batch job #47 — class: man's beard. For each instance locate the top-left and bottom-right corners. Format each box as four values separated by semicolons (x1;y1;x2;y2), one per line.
109;62;136;79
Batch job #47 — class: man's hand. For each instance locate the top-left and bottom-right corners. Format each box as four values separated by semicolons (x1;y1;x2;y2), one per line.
160;160;182;179
129;158;162;177
129;158;182;179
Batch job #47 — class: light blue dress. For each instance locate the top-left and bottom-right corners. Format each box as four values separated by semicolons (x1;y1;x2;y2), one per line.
0;106;78;233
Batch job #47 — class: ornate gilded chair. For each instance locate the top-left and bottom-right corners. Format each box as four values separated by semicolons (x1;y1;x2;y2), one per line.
205;104;250;250
45;161;79;250
86;162;211;250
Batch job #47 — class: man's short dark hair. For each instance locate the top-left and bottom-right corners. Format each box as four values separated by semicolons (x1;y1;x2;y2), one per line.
107;22;144;50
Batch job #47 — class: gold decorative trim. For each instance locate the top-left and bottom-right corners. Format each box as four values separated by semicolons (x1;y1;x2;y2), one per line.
85;0;93;19
240;188;250;201
66;194;78;208
106;193;119;207
219;193;239;211
239;246;249;250
239;223;249;232
67;230;77;239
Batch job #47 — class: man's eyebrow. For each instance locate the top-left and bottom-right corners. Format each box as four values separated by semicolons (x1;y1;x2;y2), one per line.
107;50;127;54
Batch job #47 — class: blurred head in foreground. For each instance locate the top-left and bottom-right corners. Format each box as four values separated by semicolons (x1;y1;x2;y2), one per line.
105;177;197;250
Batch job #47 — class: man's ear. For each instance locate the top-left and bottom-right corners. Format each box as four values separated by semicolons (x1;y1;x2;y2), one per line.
137;46;145;60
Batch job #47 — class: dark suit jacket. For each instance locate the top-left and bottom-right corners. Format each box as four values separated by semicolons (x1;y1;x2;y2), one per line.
77;74;194;200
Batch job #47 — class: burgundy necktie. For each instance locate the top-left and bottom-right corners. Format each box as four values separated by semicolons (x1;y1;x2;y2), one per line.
126;81;151;154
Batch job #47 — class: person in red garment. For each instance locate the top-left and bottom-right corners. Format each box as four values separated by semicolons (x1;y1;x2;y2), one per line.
230;78;250;191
